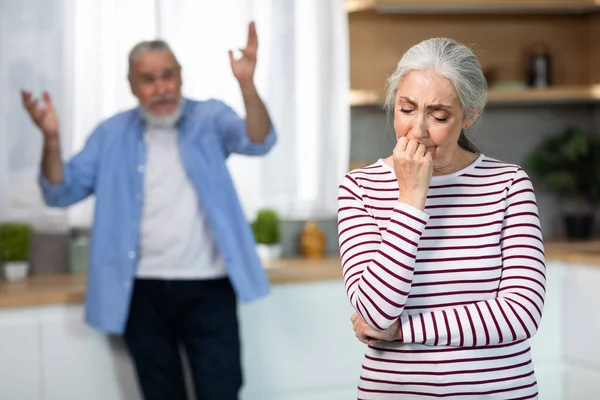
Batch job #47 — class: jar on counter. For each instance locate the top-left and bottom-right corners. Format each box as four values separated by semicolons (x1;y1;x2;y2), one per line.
527;44;552;89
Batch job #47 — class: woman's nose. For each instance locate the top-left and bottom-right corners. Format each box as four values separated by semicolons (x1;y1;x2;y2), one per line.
411;115;428;139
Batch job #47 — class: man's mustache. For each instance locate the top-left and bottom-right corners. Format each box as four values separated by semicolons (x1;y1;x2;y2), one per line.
149;95;177;105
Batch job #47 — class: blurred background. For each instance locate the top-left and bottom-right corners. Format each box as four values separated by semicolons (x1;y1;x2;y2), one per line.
0;0;599;399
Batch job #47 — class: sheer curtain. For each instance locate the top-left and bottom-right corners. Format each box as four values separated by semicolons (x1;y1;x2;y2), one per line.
0;0;72;232
159;0;350;221
67;0;157;227
0;0;350;229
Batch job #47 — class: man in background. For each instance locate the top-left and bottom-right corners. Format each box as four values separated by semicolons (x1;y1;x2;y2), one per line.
20;21;275;400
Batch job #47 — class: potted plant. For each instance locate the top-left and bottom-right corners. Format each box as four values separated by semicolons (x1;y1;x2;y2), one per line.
525;127;600;240
0;223;33;282
251;208;282;263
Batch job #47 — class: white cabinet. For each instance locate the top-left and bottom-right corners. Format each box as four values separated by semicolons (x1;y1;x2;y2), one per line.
0;308;41;400
529;262;566;400
239;281;364;400
0;280;364;400
0;263;598;400
39;306;140;400
564;263;600;400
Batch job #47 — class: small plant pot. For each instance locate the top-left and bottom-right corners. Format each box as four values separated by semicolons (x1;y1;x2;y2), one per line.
256;243;283;264
564;214;594;240
3;261;30;282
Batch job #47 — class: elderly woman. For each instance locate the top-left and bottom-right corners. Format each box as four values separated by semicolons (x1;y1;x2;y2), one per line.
337;38;545;399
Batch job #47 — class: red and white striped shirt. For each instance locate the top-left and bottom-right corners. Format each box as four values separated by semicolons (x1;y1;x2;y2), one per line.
337;154;545;399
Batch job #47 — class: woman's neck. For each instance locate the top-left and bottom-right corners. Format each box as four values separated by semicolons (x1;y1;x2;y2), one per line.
432;149;479;176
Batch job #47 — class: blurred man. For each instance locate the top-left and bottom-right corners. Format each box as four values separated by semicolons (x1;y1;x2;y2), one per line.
21;22;275;400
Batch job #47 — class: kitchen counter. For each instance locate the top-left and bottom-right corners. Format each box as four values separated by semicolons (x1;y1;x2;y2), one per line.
0;256;342;309
544;240;600;266
1;240;599;309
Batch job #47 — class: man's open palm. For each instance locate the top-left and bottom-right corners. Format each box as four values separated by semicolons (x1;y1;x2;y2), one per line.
21;90;59;138
229;21;258;85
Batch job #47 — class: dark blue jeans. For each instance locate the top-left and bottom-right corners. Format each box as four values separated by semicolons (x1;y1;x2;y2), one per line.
123;278;242;400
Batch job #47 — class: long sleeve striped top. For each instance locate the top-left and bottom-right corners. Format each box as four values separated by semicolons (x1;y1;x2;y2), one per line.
337;154;545;399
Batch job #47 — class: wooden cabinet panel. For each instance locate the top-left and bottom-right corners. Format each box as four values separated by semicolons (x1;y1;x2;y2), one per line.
349;11;591;90
348;0;600;13
591;13;600;82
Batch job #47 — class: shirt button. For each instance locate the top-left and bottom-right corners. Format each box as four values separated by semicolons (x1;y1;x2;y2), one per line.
128;251;136;259
137;165;144;173
123;281;131;289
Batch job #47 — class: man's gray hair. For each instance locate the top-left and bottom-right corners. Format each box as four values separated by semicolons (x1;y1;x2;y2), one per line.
384;38;487;152
128;40;180;76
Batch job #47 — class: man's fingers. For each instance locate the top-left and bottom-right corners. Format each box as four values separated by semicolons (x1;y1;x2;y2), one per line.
20;90;30;106
21;91;34;112
42;91;54;112
30;98;39;113
23;93;41;118
248;21;258;48
31;103;46;122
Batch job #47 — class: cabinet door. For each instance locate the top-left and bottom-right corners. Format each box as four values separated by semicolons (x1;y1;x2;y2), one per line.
39;305;141;400
565;263;600;399
239;281;364;400
565;364;600;400
529;262;565;400
0;308;42;400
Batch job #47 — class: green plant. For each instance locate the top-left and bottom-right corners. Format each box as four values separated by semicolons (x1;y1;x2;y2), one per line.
251;209;280;245
0;223;33;262
525;127;600;206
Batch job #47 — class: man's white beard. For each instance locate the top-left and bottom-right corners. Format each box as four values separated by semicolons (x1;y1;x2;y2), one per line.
140;98;185;128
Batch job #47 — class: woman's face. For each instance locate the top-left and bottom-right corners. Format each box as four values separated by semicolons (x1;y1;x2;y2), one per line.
393;70;476;164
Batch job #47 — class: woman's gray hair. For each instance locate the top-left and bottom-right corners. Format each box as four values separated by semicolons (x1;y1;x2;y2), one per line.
128;40;180;77
384;37;487;153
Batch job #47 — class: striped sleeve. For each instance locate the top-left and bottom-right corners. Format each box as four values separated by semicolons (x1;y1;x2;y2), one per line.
399;168;546;346
337;173;430;330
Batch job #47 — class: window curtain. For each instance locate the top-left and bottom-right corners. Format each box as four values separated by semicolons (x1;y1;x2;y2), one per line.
0;0;350;230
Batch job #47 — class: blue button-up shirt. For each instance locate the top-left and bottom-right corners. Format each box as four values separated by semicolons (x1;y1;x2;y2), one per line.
39;98;277;334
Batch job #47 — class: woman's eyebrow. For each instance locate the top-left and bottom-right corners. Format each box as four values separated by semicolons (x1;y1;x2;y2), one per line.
427;104;452;111
397;96;417;106
398;96;452;111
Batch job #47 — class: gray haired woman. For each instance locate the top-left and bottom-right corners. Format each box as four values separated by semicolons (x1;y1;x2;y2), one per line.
338;38;545;399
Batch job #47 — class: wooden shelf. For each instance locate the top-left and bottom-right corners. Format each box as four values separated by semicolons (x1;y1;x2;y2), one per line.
350;85;600;106
346;0;600;14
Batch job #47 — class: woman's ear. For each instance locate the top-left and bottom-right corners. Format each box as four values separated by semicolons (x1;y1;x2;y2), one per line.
463;107;481;129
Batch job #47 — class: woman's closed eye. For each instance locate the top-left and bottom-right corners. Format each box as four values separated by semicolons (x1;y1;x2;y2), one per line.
431;111;449;122
400;108;414;114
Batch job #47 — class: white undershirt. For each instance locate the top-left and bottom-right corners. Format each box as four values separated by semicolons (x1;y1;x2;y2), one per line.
136;125;227;280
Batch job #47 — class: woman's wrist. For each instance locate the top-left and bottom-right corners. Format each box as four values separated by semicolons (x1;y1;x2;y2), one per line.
397;195;426;211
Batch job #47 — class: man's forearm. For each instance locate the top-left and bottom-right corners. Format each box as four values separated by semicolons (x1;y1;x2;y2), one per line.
41;137;64;184
240;82;272;143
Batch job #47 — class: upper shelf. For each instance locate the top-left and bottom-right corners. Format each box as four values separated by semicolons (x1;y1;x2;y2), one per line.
350;85;600;106
345;0;600;14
